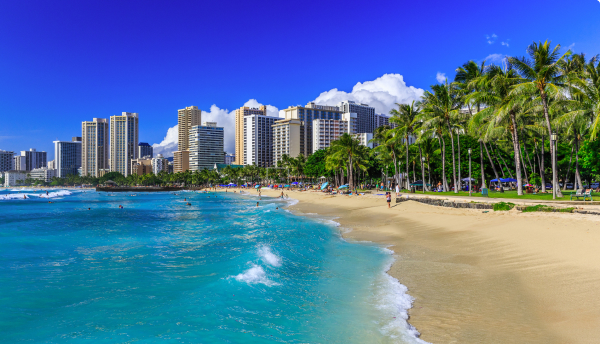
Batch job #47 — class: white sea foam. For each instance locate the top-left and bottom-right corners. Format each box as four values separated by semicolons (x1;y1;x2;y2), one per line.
0;190;73;200
258;246;281;267
233;264;278;286
374;254;430;343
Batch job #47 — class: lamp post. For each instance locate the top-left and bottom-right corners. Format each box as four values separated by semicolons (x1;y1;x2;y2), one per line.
421;157;426;194
551;132;557;200
468;148;472;196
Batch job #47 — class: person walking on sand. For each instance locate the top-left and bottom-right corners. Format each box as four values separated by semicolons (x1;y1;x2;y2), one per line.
280;191;284;199
386;192;392;208
395;183;400;197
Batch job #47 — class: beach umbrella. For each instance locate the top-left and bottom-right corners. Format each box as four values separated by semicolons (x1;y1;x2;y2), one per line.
284;185;290;188
338;185;348;189
255;185;261;189
291;182;299;185
524;184;533;187
321;182;329;190
461;177;476;181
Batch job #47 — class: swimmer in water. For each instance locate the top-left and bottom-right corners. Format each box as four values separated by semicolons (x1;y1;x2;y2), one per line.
276;207;278;210
256;202;259;207
88;208;91;210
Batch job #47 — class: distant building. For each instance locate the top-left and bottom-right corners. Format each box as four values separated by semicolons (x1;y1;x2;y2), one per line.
138;142;153;159
244;113;278;167
167;161;174;174
47;160;55;169
272;118;303;166
283;102;343;157
110;112;139;176
13;156;26;171
0;150;14;172
54;138;82;178
312;113;357;152
130;157;153;175
235;105;267;165
189;122;225;171
337;101;393;134
151;154;169;175
30;167;56;182
353;133;374;149
224;153;235;165
3;170;28;187
174;106;201;173
173;150;189;173
18;149;47;171
82;118;109;177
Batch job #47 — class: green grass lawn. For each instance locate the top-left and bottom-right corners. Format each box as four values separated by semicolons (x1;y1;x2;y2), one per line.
404;189;597;201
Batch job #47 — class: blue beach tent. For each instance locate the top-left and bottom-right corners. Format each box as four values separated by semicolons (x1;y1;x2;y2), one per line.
321;182;329;190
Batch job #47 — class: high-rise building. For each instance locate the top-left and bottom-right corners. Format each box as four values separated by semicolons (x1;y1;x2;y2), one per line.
282;102;342;156
82;118;109;177
151;154;169;175
173;150;189;173
353;133;374;148
224;154;235;165
235;105;267;165
138;142;153;159
174;106;201;172
13;156;25;171
130;157;153;175
312;113;357;152
337;101;377;134
0;150;14;172
47;160;55;169
272;118;303;166
53;138;82;178
18;149;47;171
110;112;139;177
244;113;278;167
189;122;225;171
29;167;56;182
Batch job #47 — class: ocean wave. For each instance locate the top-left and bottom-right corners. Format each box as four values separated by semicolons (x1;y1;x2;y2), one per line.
375;256;430;343
0;190;72;200
232;264;278;286
258;245;281;267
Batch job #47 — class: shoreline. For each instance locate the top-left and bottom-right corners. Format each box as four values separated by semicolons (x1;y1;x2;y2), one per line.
256;188;600;343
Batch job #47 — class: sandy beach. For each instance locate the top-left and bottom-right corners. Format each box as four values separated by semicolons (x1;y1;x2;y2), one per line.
253;188;600;343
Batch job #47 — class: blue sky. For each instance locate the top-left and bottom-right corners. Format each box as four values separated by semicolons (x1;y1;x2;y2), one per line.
1;0;599;158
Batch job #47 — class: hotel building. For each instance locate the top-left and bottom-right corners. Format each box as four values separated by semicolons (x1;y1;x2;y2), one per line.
282;102;342;157
312;112;357;152
0;150;14;172
130;157;153;175
151;154;169;175
337;101;393;133
189;122;224;171
244;113;278;167
30;167;56;182
174;106;201;172
53;138;82;178
16;148;47;171
138;142;153;159
272;118;303;166
82;118;109;177
224;153;235;165
110;112;139;177
235;105;267;165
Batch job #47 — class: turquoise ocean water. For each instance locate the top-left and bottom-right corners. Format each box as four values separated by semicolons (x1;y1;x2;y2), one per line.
0;189;426;343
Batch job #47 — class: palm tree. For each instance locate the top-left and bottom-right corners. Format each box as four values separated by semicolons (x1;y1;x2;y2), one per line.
509;40;570;197
419;110;450;191
390;101;420;189
370;125;403;188
420;80;463;193
329;134;360;190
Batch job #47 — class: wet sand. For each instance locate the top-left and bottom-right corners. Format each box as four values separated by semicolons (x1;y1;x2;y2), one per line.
256;189;600;343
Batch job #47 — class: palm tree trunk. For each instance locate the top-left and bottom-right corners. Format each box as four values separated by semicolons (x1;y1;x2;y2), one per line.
540;94;562;197
405;139;410;189
524;144;535;176
484;142;500;185
520;145;529;182
457;133;461;192
539;136;546;192
494;144;514;179
419;144;427;191
491;144;505;178
575;138;582;190
509;113;524;195
427;160;432;191
446;119;458;193
480;141;486;189
439;136;449;192
563;146;573;191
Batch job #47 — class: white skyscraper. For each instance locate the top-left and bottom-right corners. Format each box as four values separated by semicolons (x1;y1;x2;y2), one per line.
244;114;278;167
82;118;109;177
189;122;225;171
54;138;82;178
110;112;139;176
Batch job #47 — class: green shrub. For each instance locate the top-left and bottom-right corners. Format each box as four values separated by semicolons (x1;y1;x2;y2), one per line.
522;204;547;212
493;202;515;211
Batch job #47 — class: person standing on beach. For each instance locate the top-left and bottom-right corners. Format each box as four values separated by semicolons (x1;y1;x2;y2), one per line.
395;184;400;197
386;192;391;208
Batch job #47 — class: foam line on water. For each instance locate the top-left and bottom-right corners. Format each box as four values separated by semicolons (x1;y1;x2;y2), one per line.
0;190;72;200
258;245;281;267
232;264;278;286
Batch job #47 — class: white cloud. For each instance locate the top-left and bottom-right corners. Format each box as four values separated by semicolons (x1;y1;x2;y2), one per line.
501;41;509;47
152;99;279;156
486;34;498;44
484;53;507;65
153;74;425;156
312;73;424;115
436;72;446;83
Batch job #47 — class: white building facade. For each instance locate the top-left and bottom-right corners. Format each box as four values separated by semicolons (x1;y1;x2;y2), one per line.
54;138;82;178
110;112;139;176
244;114;277;167
312;113;357;152
151;154;169;175
4;171;28;187
30;167;56;182
189;123;225;171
